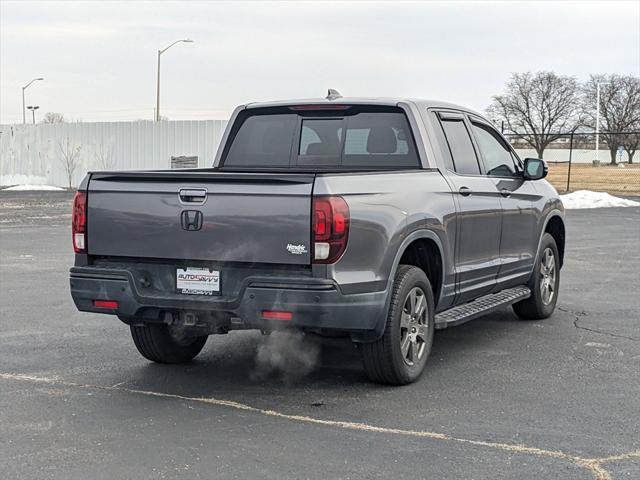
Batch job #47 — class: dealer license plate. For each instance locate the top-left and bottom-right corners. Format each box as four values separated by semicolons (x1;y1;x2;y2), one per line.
176;267;220;295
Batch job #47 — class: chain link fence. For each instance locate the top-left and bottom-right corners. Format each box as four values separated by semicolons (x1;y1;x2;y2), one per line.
503;132;640;195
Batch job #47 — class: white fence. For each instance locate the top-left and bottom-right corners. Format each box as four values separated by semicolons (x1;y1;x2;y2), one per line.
0;120;228;188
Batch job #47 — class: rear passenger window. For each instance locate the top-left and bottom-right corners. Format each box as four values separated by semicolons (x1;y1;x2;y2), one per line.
440;119;480;175
471;122;519;177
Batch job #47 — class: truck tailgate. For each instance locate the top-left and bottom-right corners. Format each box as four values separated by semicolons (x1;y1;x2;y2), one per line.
86;171;314;265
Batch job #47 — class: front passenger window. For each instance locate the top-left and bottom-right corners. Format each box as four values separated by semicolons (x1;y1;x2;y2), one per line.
471;123;518;177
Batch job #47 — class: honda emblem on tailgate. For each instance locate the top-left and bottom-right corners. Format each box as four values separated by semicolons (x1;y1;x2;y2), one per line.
181;210;203;231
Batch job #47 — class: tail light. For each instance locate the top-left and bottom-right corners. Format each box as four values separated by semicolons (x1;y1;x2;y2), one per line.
313;196;349;264
72;191;87;253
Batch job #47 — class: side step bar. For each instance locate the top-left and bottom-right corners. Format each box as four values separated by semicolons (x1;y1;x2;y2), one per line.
435;286;531;329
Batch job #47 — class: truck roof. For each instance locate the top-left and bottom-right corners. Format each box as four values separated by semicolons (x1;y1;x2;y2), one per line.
245;97;484;118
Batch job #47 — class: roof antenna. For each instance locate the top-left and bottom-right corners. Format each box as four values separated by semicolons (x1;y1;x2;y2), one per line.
326;88;342;101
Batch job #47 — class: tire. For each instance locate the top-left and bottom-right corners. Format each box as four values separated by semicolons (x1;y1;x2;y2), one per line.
130;323;208;364
513;233;560;320
361;265;435;385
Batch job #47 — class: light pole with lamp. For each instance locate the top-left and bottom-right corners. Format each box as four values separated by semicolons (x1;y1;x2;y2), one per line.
27;105;40;124
595;81;610;164
156;39;193;121
22;78;44;124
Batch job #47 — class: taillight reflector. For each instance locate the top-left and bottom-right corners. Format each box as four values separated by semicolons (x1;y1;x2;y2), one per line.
312;196;349;264
262;310;293;321
93;300;119;309
72;191;87;253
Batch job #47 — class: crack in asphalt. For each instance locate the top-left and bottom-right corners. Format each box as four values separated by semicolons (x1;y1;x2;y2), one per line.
559;306;638;342
2;372;638;480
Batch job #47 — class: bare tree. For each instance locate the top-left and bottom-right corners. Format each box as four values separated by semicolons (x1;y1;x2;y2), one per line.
41;112;66;124
94;140;115;170
487;71;582;158
581;74;640;165
623;131;640;164
59;137;82;189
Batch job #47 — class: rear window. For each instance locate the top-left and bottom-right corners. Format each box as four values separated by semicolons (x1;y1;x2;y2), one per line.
222;107;420;170
224;114;297;167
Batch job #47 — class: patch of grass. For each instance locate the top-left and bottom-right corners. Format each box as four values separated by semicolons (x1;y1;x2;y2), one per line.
546;163;640;195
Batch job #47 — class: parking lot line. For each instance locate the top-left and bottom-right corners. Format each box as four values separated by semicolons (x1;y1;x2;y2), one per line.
2;371;637;480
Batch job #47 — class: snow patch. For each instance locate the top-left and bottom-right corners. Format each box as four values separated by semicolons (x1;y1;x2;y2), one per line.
2;185;65;191
560;190;640;209
0;174;51;187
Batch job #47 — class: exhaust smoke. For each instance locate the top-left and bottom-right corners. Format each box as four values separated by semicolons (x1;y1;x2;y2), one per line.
252;331;320;383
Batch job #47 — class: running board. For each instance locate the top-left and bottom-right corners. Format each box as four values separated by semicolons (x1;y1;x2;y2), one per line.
435;286;531;329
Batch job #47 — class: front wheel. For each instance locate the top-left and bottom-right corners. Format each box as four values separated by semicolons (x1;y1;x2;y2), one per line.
513;233;560;320
361;265;435;385
130;323;208;364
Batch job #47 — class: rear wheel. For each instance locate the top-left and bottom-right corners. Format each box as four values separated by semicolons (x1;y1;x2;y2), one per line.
130;323;207;364
361;265;435;385
513;233;560;320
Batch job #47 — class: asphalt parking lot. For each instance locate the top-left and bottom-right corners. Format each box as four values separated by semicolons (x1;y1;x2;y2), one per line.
1;191;638;480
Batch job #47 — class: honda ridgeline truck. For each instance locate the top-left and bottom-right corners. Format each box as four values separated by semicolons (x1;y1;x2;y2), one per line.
70;93;565;385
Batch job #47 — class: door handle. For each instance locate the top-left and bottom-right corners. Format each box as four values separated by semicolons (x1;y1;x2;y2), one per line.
500;188;511;198
179;188;207;204
458;186;472;196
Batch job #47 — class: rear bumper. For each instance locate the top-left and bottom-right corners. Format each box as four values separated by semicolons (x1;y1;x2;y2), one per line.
69;266;387;339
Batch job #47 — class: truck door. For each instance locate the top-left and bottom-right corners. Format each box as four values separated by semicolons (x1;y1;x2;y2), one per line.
436;112;502;304
467;119;539;288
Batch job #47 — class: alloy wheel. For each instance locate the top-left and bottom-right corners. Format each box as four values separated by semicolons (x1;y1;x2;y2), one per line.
539;247;556;305
400;287;428;366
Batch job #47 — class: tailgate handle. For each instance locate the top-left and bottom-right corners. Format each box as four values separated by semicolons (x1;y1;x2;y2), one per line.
179;188;207;204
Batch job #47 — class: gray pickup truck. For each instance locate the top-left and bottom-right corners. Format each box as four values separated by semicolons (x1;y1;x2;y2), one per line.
70;93;565;385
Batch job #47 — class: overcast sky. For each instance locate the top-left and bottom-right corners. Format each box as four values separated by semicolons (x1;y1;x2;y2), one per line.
1;0;639;124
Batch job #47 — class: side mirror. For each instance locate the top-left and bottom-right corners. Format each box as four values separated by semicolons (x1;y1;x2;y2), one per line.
523;158;548;180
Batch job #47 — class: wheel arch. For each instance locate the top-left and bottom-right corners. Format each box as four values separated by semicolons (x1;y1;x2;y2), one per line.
542;212;566;268
353;229;445;344
396;235;444;305
388;229;446;307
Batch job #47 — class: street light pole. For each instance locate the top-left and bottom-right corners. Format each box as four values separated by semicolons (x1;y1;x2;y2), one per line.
22;77;44;124
595;81;610;163
155;39;193;121
156;51;161;121
27;105;40;124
